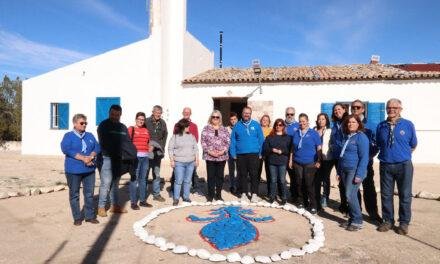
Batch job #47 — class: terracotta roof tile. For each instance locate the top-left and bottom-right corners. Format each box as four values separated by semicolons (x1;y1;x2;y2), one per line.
182;64;440;84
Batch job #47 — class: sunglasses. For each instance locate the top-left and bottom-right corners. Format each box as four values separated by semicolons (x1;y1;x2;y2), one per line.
285;113;295;116
80;122;88;125
211;116;220;119
136;118;145;121
351;106;363;110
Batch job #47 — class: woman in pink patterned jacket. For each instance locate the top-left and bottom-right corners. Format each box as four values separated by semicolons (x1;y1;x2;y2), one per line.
201;110;231;202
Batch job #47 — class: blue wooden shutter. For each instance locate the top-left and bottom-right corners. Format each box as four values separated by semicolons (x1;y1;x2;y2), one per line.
50;103;54;128
58;103;69;129
96;97;121;125
367;102;385;130
320;103;334;120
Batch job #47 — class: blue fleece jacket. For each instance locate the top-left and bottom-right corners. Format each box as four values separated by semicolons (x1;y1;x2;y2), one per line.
337;132;369;180
329;121;344;159
61;131;100;174
230;119;264;158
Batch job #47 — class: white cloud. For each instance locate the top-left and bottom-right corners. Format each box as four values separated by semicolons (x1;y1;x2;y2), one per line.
0;29;91;72
78;0;145;35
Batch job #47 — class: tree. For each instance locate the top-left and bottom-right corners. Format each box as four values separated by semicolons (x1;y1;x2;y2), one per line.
0;75;22;146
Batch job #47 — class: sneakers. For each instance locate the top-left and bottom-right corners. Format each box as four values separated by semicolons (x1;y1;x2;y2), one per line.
396;224;409;235
268;198;275;204
131;203;140;210
183;198;192;203
310;208;317;215
109;205;128;214
153;195;166;202
97;207;107;217
280;199;287;205
346;225;362;232
173;199;179;206
85;218;99;224
240;194;249;202
139;201;153;208
297;203;304;209
73;219;82;226
207;196;214;202
339;221;350;228
215;194;224;201
250;194;261;203
377;222;394;232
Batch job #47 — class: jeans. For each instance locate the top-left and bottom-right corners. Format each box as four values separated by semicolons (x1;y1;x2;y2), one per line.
228;156;237;192
293;162;317;209
268;165;287;200
173;161;195;200
66;172;96;221
98;156;121;208
236;154;260;195
129;156;149;204
206;160;226;199
380;160;413;225
341;167;363;226
148;156;162;196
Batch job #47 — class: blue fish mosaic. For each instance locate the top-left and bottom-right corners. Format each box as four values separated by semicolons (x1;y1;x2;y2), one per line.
187;206;274;250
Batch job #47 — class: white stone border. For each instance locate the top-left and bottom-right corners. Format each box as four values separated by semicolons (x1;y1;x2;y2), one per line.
133;200;325;263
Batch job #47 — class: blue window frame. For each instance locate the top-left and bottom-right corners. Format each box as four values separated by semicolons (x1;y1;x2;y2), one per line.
96;97;120;125
50;103;69;129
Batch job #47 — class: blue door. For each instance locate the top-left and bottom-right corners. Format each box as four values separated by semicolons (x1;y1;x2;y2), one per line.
96;97;120;125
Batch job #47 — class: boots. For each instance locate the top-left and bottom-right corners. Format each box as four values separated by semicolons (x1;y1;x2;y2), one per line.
97;207;107;217
109;205;128;214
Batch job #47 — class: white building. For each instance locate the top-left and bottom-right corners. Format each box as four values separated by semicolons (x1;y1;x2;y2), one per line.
22;0;440;163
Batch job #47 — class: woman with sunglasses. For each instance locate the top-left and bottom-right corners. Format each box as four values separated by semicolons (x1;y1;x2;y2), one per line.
201;110;230;201
61;114;100;226
338;115;369;231
290;113;322;214
128;112;153;210
168;118;199;206
263;118;291;204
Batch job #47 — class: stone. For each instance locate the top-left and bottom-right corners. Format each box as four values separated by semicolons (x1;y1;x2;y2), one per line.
314;235;325;242
255;255;272;263
416;191;440;200
19;188;31;196
165;242;176;250
297;208;306;215
280;251;292;260
0;192;9;199
40;187;54;194
53;185;66;192
256;201;265;207
303;211;312;218
146;235;156;244
216;200;224;205
205;202;212;206
289;248;305;256
224;201;231;206
282;204;292;211
30;188;41;196
154;237;166;248
263;202;271;207
241;255;255;264
159;245;168;251
188;249;197;257
173;245;188;254
209;253;227;262
196;249;211;259
227;252;241;262
7;191;19;197
270;254;282;262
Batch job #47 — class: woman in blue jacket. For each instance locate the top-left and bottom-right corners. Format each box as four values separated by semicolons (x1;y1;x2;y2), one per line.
61;114;100;226
338;114;369;231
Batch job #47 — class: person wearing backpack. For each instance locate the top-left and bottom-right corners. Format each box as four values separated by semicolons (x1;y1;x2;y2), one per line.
128;112;154;210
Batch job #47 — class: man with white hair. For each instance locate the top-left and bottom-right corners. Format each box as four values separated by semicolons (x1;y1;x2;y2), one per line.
376;98;417;235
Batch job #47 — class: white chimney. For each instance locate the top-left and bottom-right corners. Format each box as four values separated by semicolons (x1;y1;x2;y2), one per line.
370;55;380;64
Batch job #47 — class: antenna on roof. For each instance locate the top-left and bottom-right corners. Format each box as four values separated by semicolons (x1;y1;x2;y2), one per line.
219;31;223;68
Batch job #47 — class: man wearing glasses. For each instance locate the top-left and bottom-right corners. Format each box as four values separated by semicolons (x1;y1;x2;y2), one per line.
376;98;417;235
230;106;265;202
145;105;168;202
351;100;382;223
284;107;300;203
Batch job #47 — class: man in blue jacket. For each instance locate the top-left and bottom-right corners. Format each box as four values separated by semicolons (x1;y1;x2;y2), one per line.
230;106;264;203
376;98;417;235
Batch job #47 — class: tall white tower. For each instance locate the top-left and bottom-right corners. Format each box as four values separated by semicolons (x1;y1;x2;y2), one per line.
149;0;187;121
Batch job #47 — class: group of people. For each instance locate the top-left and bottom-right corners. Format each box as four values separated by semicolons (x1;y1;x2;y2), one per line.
61;98;417;236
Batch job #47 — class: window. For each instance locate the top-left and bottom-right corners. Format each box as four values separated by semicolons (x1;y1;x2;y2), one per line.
50;103;69;129
96;97;120;125
321;101;385;127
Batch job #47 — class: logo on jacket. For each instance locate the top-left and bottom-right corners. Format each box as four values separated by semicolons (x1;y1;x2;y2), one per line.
400;130;405;135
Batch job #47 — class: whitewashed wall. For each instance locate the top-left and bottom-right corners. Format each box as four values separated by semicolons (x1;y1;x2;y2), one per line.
22;38;161;155
182;79;440;164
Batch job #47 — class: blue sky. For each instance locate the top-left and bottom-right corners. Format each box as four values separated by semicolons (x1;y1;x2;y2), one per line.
1;0;439;79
